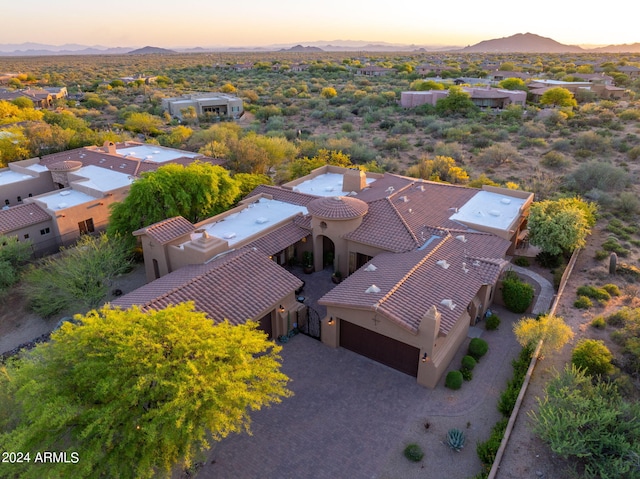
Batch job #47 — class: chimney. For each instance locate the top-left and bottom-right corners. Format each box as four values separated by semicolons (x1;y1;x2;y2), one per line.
103;141;117;155
342;168;367;193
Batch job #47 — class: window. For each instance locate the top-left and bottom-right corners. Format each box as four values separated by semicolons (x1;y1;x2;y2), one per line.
40;227;50;235
17;196;22;202
4;199;9;206
78;218;95;235
24;234;29;239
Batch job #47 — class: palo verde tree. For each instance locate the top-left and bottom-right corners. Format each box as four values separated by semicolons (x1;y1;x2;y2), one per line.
513;314;574;357
0;302;292;478
108;161;240;247
527;197;597;257
539;87;578;108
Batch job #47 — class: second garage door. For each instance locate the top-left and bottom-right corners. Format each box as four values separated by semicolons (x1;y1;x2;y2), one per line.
340;320;420;377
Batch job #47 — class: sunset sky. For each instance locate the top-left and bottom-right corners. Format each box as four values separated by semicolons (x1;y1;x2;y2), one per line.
3;0;638;48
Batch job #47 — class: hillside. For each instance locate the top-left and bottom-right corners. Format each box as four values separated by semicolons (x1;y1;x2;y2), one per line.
128;46;176;55
461;32;584;53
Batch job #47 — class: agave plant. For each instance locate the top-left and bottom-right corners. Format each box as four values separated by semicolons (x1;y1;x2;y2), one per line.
446;428;466;452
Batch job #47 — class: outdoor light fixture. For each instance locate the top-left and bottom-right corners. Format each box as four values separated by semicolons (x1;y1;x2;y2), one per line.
279;305;285;313
422;353;428;363
328;316;334;325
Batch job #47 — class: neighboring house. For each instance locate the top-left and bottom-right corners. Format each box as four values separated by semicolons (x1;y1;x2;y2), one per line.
161;93;243;120
290;63;310;72
571;73;615;85
617;65;640;78
528;79;627;101
355;66;395;77
0;203;54;254
0;88;54;108
0;141;222;254
123;166;533;388
487;71;531;82
233;62;254;71
43;86;68;100
119;74;157;85
400;87;526;109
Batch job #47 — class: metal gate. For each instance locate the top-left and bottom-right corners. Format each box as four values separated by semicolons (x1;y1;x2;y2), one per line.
298;306;321;340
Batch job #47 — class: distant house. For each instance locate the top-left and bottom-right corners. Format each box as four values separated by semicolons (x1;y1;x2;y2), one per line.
0;141;222;254
355;66;394;77
290;63;310;72
528;79;627;101
617;65;640;78
161;93;243;120
119;74;157;85
121;165;533;388
401;87;526;109
233;62;254;71
0;88;54;108
487;70;531;82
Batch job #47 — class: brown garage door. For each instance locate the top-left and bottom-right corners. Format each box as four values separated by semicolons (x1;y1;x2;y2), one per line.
340;320;419;377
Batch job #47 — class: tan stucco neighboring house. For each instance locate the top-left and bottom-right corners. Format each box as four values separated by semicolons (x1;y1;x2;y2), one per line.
127;166;533;388
401;87;526;109
161;93;243;120
0;141;222;254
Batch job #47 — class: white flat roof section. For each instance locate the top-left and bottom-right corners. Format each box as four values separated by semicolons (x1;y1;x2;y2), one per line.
24;163;49;173
70;165;134;192
292;173;376;197
196;198;308;247
37;189;97;211
116;145;200;164
450;190;527;231
0;169;36;186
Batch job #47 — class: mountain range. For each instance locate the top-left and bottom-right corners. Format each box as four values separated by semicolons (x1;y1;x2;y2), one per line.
0;33;639;56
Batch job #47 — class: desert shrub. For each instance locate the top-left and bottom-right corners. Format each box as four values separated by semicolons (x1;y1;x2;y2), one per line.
519;122;547;138
540;150;571;169
461;368;473;381
618;109;640;121
591;316;606;329
403;443;424;462
513;257;530;267
447;428;466;452
606;307;634;327
551;138;572;152
576;285;611;302
602;283;621;297
445;370;464;390
617;262;640;280
574;131;610;153
627;146;640;160
535;251;563;269
390;121;415;135
601;237;630;257
567;161;628;193
607;219;639;240
572;339;614;377
497;378;521;416
501;272;534;313
478;143;519;167
594;250;609;260
476;418;508;473
615;191;640;217
531;365;640;479
468;338;489;360
574;295;593;309
485;314;501;331
461;355;477;371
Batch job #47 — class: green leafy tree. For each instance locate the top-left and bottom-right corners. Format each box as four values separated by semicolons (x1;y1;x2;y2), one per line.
435;86;478;117
406;155;469;184
288;149;352;179
0;235;32;290
529;365;640;478
528;197;597;256
0;127;30;166
158;125;193;148
410;80;444;91
21;234;132;317
0;302;291;478
498;78;528;91
540;87;577;108
108;162;240;246
123;112;164;137
513;314;574;357
233;173;272;200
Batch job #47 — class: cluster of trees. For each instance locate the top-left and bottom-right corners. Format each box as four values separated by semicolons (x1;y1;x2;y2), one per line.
0;302;291;478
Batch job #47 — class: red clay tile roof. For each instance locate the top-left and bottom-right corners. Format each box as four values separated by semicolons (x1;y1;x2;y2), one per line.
320;232;510;335
353;173;414;202
134;216;195;245
47;160;83;171
0;203;51;234
246;185;317;206
307;196;368;219
111;248;303;325
245;222;310;255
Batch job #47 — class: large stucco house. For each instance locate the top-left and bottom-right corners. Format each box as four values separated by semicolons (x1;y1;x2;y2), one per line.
0;141;222;255
114;166;533;388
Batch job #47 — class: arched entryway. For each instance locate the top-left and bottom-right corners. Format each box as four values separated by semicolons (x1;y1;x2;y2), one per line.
314;234;335;272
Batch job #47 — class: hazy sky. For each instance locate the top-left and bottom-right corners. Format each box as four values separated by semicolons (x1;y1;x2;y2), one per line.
3;0;639;48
